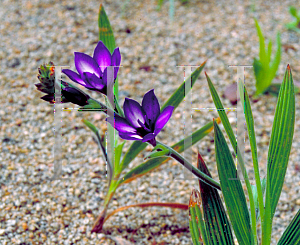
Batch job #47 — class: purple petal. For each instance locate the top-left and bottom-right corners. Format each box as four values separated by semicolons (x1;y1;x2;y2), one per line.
119;132;143;141
142;89;160;126
62;69;86;87
75;52;101;77
154;106;174;135
123;98;145;128
142;133;156;142
107;115;137;134
82;72;105;91
112;47;121;79
93;41;112;73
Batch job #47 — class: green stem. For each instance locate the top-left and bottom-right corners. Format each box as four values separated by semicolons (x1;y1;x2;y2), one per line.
156;141;221;191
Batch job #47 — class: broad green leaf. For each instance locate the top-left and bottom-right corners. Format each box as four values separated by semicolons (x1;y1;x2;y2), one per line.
119;61;206;172
196;153;234;245
262;65;295;245
118;118;219;185
264;65;295;225
213;120;253;245
277;208;300;245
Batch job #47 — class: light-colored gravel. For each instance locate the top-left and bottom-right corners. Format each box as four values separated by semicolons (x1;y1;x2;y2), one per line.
1;0;300;244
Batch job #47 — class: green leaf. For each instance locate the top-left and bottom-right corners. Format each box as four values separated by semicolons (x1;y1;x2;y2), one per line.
82;119;113;185
263;65;295;243
114;142;125;177
267;40;272;64
144;149;170;160
98;4;116;54
266;65;295;218
98;4;119;101
82;118;99;135
157;0;164;11
277;208;300;245
251;177;266;221
289;6;297;18
161;60;206;111
119;118;218;185
119;61;206;172
269;32;281;83
253;57;266;96
253;58;268;96
213;120;254;245
238;81;265;225
254;18;267;66
196;153;234;245
205;73;236;152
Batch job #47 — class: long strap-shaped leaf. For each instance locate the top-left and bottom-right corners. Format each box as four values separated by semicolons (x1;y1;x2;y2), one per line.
206;72;257;243
213;120;253;245
206;73;236;151
238;82;265;228
197;153;234;245
98;4;116;55
263;65;295;245
119;61;206;173
277;208;300;245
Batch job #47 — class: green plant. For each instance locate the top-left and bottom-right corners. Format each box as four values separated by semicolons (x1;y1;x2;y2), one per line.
189;65;299;245
253;18;281;96
286;6;300;33
35;4;223;235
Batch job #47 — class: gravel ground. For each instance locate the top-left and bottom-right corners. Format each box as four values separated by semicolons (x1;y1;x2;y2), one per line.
1;0;300;244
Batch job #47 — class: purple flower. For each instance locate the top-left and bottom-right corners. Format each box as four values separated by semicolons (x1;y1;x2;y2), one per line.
62;41;121;95
107;89;174;146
